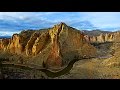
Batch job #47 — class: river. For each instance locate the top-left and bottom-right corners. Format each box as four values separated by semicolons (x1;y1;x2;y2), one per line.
1;59;80;78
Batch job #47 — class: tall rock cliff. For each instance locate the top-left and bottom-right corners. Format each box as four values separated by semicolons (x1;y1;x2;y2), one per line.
0;38;10;51
0;22;97;68
8;34;23;54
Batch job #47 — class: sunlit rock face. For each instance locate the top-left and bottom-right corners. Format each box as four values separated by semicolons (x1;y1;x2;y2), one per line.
0;38;10;51
46;22;97;67
105;33;114;42
114;32;120;43
8;34;24;54
84;32;120;43
97;34;105;43
0;22;97;68
25;32;40;56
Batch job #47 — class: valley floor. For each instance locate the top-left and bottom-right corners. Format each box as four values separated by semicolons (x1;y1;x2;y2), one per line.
0;42;120;79
55;57;120;79
55;42;120;79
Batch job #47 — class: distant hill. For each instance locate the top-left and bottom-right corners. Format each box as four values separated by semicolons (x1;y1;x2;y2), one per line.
82;29;113;36
0;36;11;39
70;21;97;30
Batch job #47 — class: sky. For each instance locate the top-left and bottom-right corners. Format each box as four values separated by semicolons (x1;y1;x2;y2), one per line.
0;12;120;36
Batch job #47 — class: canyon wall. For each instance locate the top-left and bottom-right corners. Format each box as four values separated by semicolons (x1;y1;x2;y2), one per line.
0;23;97;68
84;32;120;43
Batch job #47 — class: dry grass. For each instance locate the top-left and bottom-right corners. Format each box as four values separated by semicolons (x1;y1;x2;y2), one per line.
55;42;120;79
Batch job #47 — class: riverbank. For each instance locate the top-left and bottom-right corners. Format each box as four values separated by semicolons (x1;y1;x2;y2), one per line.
0;58;81;78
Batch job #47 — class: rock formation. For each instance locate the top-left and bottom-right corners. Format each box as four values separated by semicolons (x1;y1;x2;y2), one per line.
25;32;40;56
84;31;120;43
0;38;10;51
7;34;23;54
0;22;97;68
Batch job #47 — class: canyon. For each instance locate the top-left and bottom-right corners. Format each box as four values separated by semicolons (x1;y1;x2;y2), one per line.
0;22;120;79
0;22;96;69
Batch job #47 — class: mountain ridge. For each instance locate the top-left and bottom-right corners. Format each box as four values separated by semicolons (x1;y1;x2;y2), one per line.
0;22;97;68
1;20;120;37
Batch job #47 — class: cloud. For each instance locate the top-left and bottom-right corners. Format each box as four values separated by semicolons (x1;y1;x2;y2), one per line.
78;12;120;28
0;31;20;36
0;12;120;36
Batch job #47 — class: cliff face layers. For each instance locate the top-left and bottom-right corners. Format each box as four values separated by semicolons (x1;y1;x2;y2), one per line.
8;34;23;54
0;23;97;68
0;38;10;51
84;32;120;43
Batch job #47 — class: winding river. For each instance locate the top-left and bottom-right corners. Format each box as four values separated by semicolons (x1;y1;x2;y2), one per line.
1;59;80;78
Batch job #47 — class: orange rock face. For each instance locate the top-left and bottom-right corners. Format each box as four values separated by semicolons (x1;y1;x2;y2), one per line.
46;23;63;67
25;32;39;56
0;22;97;68
46;22;96;67
32;32;50;56
0;38;10;51
84;32;120;43
7;34;23;54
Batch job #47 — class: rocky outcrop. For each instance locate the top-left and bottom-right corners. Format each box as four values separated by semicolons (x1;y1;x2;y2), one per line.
46;23;63;67
105;33;113;42
84;32;120;43
32;32;50;56
46;23;96;67
7;34;24;54
0;22;97;68
25;32;40;56
0;38;10;51
114;32;120;42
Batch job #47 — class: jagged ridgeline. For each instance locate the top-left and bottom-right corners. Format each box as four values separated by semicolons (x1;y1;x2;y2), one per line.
0;22;97;68
84;31;120;43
